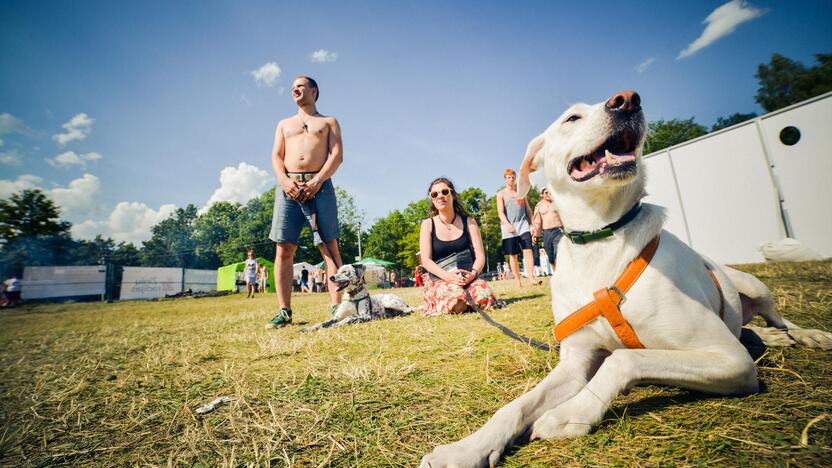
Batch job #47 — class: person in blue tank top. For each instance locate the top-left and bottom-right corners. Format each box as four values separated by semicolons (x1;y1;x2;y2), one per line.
496;168;542;288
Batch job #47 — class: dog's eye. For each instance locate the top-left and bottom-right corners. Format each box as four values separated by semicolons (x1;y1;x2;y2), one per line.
564;114;581;123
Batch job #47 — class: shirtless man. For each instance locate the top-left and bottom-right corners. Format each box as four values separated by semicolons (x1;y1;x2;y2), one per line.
532;187;563;272
265;76;344;328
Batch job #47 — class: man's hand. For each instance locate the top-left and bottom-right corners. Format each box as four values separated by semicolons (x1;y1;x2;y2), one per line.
281;178;302;200
506;224;517;235
298;178;323;202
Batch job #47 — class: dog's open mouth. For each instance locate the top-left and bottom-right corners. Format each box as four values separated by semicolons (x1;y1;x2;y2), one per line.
567;129;639;182
334;280;350;292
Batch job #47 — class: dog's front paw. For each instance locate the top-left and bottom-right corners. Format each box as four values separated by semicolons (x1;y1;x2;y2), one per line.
530;392;603;440
788;328;832;350
419;442;500;468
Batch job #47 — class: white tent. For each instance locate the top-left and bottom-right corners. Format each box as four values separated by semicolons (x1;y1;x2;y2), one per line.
642;91;831;264
292;262;315;278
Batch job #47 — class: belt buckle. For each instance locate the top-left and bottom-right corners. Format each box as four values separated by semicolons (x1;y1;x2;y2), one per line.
609;286;626;304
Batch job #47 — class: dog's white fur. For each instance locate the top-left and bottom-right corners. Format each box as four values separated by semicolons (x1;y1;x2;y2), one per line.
420;93;832;467
304;263;412;331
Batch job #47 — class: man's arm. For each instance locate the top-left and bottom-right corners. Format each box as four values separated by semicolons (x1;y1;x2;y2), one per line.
271;120;301;199
300;117;343;201
496;191;516;234
531;204;543;240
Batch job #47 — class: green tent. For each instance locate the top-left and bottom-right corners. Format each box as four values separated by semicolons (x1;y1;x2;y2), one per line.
356;257;395;267
217;258;275;293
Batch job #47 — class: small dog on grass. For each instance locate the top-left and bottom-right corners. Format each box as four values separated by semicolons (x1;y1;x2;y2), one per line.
304;263;412;332
420;90;832;468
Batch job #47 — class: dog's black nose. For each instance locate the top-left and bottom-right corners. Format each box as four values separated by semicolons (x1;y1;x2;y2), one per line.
329;276;335;282
605;90;641;114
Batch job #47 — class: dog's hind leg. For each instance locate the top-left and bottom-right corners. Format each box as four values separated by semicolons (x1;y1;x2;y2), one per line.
724;267;832;350
420;347;606;468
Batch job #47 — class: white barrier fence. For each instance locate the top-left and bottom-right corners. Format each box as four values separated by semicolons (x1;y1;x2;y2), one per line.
120;267;216;300
22;266;107;300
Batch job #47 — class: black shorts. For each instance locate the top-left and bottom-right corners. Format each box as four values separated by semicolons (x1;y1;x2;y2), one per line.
542;227;563;264
502;232;533;255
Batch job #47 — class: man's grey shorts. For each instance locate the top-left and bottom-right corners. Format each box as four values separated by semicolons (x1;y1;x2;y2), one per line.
269;179;339;245
542;227;563;264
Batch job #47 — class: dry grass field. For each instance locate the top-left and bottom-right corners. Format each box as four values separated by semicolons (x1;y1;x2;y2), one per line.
1;260;831;466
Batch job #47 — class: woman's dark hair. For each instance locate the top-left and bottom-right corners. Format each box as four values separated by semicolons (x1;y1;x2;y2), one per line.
427;177;470;218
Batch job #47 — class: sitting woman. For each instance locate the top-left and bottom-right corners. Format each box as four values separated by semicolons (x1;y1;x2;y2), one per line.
419;177;496;316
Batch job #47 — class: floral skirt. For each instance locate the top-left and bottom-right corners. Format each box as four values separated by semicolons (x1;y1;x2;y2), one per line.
422;278;495;316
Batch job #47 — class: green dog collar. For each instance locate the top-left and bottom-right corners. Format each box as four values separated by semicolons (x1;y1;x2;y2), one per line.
564;203;643;245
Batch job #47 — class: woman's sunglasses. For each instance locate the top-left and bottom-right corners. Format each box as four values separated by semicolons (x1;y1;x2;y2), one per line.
430;188;452;199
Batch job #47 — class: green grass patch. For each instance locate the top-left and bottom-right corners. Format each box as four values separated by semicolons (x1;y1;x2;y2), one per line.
1;261;831;465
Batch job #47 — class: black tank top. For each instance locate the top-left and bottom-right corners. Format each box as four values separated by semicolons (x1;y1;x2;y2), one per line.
431;215;473;260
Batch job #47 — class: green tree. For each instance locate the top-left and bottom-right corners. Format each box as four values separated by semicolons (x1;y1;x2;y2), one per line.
192;201;242;268
140;204;199;267
0;189;75;276
0;189;71;244
71;235;115;265
711;112;758;132
755;53;832;112
112;242;141;266
644;118;708;154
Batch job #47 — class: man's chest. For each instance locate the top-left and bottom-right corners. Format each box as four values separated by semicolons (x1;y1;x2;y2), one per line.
285;121;329;141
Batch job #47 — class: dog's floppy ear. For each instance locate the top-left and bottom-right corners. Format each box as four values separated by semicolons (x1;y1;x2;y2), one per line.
518;134;545;198
352;263;366;277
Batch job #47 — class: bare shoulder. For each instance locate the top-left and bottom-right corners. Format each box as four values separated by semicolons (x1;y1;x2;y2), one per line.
466;215;480;229
276;117;294;131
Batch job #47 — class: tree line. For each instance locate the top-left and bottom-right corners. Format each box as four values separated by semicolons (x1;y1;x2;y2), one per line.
1;52;829;278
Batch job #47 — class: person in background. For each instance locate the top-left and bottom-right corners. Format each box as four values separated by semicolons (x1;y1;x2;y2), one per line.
259;265;269;293
413;266;424;288
390;271;398;288
497;168;541;288
244;249;259;298
532;187;564;273
419;177;495;316
300;267;311;293
1;276;22;308
313;267;324;293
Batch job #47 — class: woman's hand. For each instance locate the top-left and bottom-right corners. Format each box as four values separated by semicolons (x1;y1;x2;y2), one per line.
451;269;476;286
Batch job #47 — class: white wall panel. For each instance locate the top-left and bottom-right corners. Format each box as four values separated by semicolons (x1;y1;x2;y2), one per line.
22;266;106;299
120;267;181;300
184;269;216;292
643;152;690;245
669;124;783;264
759;97;832;257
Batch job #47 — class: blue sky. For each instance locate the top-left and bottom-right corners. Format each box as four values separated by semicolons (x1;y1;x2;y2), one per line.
1;0;830;244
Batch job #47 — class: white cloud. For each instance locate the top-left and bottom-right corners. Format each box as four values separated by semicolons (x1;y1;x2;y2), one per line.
0;149;22;165
636;57;655;74
204;162;271;209
46;151;102;169
48;173;101;221
73;202;177;245
0;174;43;197
53;113;95;146
0;113;29;136
310;49;337;63
677;0;766;60
250;62;282;87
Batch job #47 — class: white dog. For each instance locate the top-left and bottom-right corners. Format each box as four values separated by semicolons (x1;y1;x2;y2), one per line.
420;91;832;467
304;263;412;331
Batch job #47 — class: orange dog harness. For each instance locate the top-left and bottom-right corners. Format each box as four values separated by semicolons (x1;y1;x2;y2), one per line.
553;236;725;349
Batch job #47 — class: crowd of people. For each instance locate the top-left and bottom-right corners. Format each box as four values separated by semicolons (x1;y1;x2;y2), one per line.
221;74;563;328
